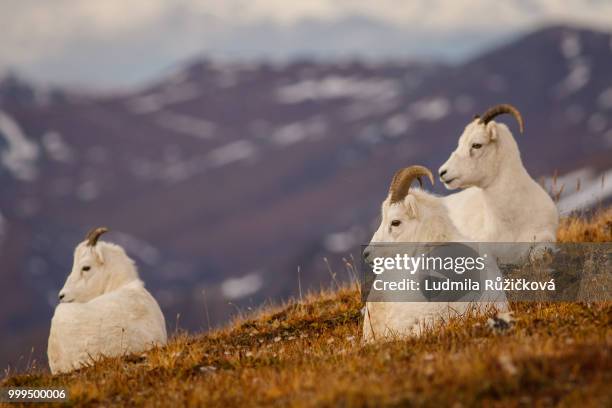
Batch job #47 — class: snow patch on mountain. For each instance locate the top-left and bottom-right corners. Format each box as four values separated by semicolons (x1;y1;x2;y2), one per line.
276;76;398;104
0;110;39;181
207;140;256;167
383;114;412;137
556;32;592;98
409;98;450;121
560;32;581;59
556;59;590;97
271;117;328;146
126;84;201;114
221;272;263;300
553;168;612;214
111;231;161;266
42;131;73;163
324;231;356;253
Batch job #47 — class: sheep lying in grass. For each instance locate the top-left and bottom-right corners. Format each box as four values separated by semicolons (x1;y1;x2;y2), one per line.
48;227;167;374
362;166;506;343
438;104;558;244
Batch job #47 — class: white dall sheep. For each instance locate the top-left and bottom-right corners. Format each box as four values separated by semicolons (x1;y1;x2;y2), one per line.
362;166;504;343
48;227;167;374
438;104;558;243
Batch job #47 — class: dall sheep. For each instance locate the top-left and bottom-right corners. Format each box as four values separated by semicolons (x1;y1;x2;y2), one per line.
362;166;505;343
438;104;558;243
48;227;167;374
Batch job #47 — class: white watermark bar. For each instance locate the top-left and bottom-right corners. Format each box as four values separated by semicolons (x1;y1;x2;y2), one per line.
361;243;611;302
0;388;69;403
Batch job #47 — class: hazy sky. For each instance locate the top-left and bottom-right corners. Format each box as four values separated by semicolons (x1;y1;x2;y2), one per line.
1;0;611;88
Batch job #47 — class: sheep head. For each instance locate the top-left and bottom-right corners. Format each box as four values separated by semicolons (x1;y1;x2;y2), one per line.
369;165;435;246
58;227;138;303
438;104;524;190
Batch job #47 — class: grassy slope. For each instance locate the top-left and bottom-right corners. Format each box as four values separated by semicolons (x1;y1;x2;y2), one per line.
2;210;611;407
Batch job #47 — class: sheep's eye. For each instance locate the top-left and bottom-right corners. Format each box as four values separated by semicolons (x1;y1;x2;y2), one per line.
82;266;91;272
391;220;401;227
471;143;482;149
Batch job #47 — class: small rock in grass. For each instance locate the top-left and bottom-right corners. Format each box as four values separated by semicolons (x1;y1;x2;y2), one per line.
487;312;515;333
199;365;217;373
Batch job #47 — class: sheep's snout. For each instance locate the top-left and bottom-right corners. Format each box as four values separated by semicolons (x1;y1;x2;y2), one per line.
438;162;450;180
362;247;375;265
58;291;73;303
362;249;370;261
438;163;459;189
438;162;452;180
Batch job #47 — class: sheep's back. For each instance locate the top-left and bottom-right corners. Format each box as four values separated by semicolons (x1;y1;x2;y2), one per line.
48;282;167;374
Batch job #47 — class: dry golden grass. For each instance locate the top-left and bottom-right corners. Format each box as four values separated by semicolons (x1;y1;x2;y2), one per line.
557;207;612;242
2;210;611;407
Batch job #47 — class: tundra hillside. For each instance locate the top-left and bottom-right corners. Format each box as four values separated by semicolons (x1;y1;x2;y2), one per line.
2;209;611;407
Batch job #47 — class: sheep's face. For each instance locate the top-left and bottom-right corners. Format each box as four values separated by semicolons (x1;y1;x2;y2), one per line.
363;195;424;264
372;196;422;242
438;120;501;189
58;242;109;303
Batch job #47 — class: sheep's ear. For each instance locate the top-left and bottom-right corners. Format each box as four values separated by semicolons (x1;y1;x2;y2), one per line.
403;195;418;219
486;121;498;141
93;245;105;265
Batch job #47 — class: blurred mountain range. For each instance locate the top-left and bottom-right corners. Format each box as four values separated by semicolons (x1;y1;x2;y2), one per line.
1;25;611;371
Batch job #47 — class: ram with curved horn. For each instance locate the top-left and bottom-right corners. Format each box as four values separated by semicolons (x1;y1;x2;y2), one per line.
365;165;450;246
361;165;506;342
438;103;558;244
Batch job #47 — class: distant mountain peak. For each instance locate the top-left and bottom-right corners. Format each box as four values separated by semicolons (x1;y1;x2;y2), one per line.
0;73;65;107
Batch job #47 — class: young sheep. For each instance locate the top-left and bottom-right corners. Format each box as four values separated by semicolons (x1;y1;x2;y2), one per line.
362;166;505;343
438;104;558;243
48;228;167;374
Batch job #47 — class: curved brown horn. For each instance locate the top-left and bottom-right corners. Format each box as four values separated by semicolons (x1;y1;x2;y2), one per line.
389;165;434;203
479;104;524;133
85;227;108;247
